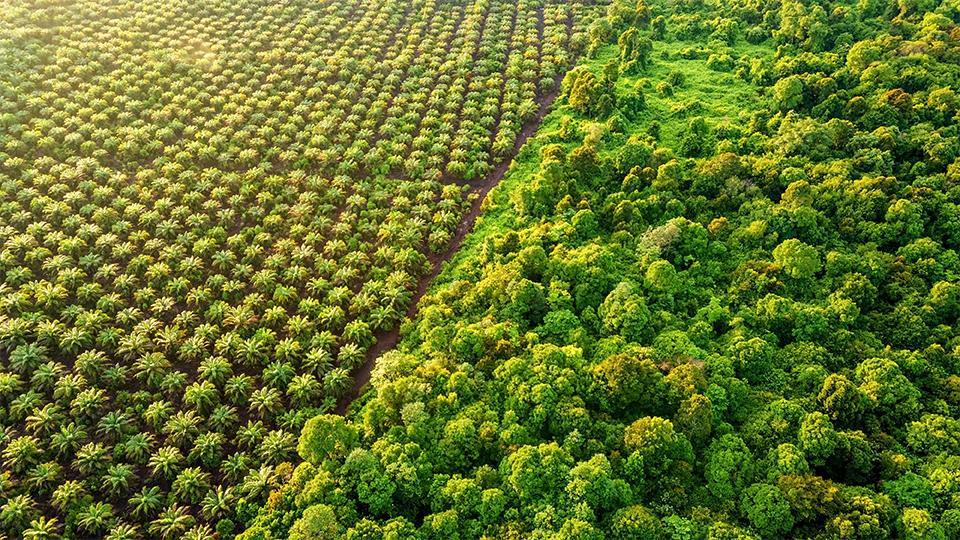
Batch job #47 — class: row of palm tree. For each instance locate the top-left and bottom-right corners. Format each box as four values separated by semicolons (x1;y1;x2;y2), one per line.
3;1;578;184
0;0;593;535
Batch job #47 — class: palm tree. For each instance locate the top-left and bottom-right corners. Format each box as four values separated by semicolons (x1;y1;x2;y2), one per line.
133;352;171;389
104;521;141;540
69;387;107;420
172;467;210;504
213;331;241;358
129;486;164;519
272;285;297;306
368;305;397;331
29;361;64;393
223;303;256;330
50;480;86;512
287;373;322;407
188;432;225;468
123;432;154;464
52;374;85;402
101;363;130;389
95;294;124;316
159;370;188;397
148;446;184;480
318;304;346;331
25;403;63;438
143;400;173;429
285;314;314;337
237;336;268;366
248;387;283;418
197;357;232;386
386;270;417;290
224;374;255;405
0;316;31;350
148;504;195;540
234;420;267;450
113;307;143;329
24;461;61;495
240;465;276;499
183;380;219;413
343;320;376;347
183;523;217;540
97;410;132;442
58;326;91;355
76;502;114;536
8;342;48;374
0;372;23;401
206;404;239;433
278;408;308;431
262;361;295;389
298;297;323;318
257;430;297;465
261;306;287;328
282;265;308;286
200;485;234;521
303;348;334;375
3;435;42;473
185;286;212;308
101;463;136;497
117;330;151;360
273;338;301;363
251;268;278;292
337;343;365;371
323;367;353;397
162;410;201;447
22;515;60;540
326;287;351;307
0;494;37;532
72;442;109;476
155;325;185;353
36;319;66;350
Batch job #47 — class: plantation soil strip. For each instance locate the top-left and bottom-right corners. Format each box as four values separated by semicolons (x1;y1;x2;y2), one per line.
335;10;574;415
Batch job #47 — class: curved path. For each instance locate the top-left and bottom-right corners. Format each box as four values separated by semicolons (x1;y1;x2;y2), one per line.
334;6;575;414
334;78;566;415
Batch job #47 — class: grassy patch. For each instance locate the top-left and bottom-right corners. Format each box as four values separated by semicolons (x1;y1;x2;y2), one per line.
422;37;772;298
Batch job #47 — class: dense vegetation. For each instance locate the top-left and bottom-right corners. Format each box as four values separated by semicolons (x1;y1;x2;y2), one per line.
243;0;960;538
0;0;598;537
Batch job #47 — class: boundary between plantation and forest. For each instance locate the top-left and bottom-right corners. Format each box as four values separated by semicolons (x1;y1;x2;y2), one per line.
334;8;573;415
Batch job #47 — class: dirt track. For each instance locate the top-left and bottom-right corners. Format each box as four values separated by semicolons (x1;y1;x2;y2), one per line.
334;9;573;415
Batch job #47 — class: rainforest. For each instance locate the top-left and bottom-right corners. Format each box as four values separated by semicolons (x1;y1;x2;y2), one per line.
2;0;960;539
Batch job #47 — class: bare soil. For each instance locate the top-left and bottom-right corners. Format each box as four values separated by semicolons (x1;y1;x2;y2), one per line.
334;7;575;415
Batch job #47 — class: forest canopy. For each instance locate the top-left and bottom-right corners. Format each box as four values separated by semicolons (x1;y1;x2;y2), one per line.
3;0;960;538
